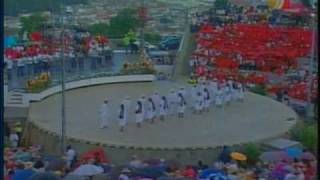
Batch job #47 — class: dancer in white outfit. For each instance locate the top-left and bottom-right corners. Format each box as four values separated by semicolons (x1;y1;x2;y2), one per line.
203;88;211;112
122;96;131;122
194;92;203;114
224;84;232;105
118;104;126;132
141;96;147;121
191;85;198;110
146;98;156;123
216;86;223;108
135;100;143;127
99;99;109;128
177;93;186;118
159;96;168;121
152;92;161;118
168;89;176;116
237;82;245;102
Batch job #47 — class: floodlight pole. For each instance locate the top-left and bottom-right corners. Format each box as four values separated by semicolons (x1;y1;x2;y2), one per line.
60;1;67;155
306;12;317;120
140;0;145;55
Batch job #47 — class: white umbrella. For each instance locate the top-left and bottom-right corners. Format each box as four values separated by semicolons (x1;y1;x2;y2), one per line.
72;164;104;176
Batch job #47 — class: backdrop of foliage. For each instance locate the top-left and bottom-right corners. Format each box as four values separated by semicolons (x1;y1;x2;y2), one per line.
19;13;48;35
290;122;317;153
88;8;139;39
243;143;262;165
4;0;88;16
144;32;162;44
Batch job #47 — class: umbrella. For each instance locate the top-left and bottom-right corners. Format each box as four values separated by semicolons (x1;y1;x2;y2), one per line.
14;152;32;162
230;152;247;161
286;147;303;158
63;174;86;180
72;164;104;176
259;151;291;163
300;152;315;161
12;169;35;180
198;169;227;180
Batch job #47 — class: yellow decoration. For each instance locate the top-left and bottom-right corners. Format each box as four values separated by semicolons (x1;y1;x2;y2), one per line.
231;152;247;161
267;0;284;9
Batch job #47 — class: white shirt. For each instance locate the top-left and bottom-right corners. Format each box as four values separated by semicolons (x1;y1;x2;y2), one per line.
118;174;130;180
6;59;13;69
9;133;19;143
66;149;76;162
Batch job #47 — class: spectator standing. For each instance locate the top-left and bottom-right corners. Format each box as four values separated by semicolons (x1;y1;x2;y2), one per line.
65;145;76;169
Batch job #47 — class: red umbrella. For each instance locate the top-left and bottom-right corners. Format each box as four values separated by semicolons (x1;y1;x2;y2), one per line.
29;32;42;42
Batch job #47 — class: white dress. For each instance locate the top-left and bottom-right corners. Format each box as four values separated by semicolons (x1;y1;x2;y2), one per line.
168;92;176;115
238;84;245;100
146;101;155;119
152;94;161;116
118;106;127;127
203;90;210;108
215;89;223;106
159;99;168;116
135;102;143;123
195;95;203;111
99;103;109;128
177;96;186;113
224;86;232;103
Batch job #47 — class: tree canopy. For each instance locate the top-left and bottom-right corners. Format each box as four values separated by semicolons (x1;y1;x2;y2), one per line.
19;13;48;35
88;8;139;39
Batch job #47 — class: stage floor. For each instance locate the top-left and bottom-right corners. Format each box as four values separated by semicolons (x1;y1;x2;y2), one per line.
29;81;297;148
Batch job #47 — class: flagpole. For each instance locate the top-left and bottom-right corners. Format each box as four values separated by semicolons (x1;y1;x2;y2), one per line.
306;11;317;119
60;0;67;155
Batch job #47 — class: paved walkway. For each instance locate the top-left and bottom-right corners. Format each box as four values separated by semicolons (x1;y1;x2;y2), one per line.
29;81;297;148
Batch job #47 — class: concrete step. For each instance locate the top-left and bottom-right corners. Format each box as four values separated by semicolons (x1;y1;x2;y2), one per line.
9;97;23;101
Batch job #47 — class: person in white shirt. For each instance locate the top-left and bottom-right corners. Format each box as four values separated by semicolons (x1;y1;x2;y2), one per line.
141;96;147;122
17;58;25;77
65;145;76;169
224;84;232;105
122;96;131;122
118;104;127;132
9;131;19;148
177;93;186;118
159;96;168;121
99;100;109;129
146;98;156;123
203;88;211;112
194;92;203;114
216;85;223;107
152;92;161;118
168;89;177;116
237;82;245;102
5;58;13;80
135;100;143;127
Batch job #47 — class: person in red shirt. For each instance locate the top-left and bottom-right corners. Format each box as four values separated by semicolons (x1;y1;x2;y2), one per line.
182;165;197;179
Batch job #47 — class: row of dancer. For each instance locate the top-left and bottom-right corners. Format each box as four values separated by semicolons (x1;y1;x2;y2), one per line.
99;79;245;132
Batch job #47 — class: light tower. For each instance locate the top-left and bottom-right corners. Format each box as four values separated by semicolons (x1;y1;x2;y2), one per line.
138;0;148;57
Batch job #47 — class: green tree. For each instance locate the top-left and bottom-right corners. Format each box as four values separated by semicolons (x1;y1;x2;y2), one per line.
144;32;161;44
19;13;48;36
243;143;262;164
87;23;109;36
106;8;139;38
290;123;317;153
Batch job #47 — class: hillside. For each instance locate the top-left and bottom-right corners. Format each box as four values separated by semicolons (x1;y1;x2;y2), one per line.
4;0;88;16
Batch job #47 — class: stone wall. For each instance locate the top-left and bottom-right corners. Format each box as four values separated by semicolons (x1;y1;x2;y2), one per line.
25;121;250;165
